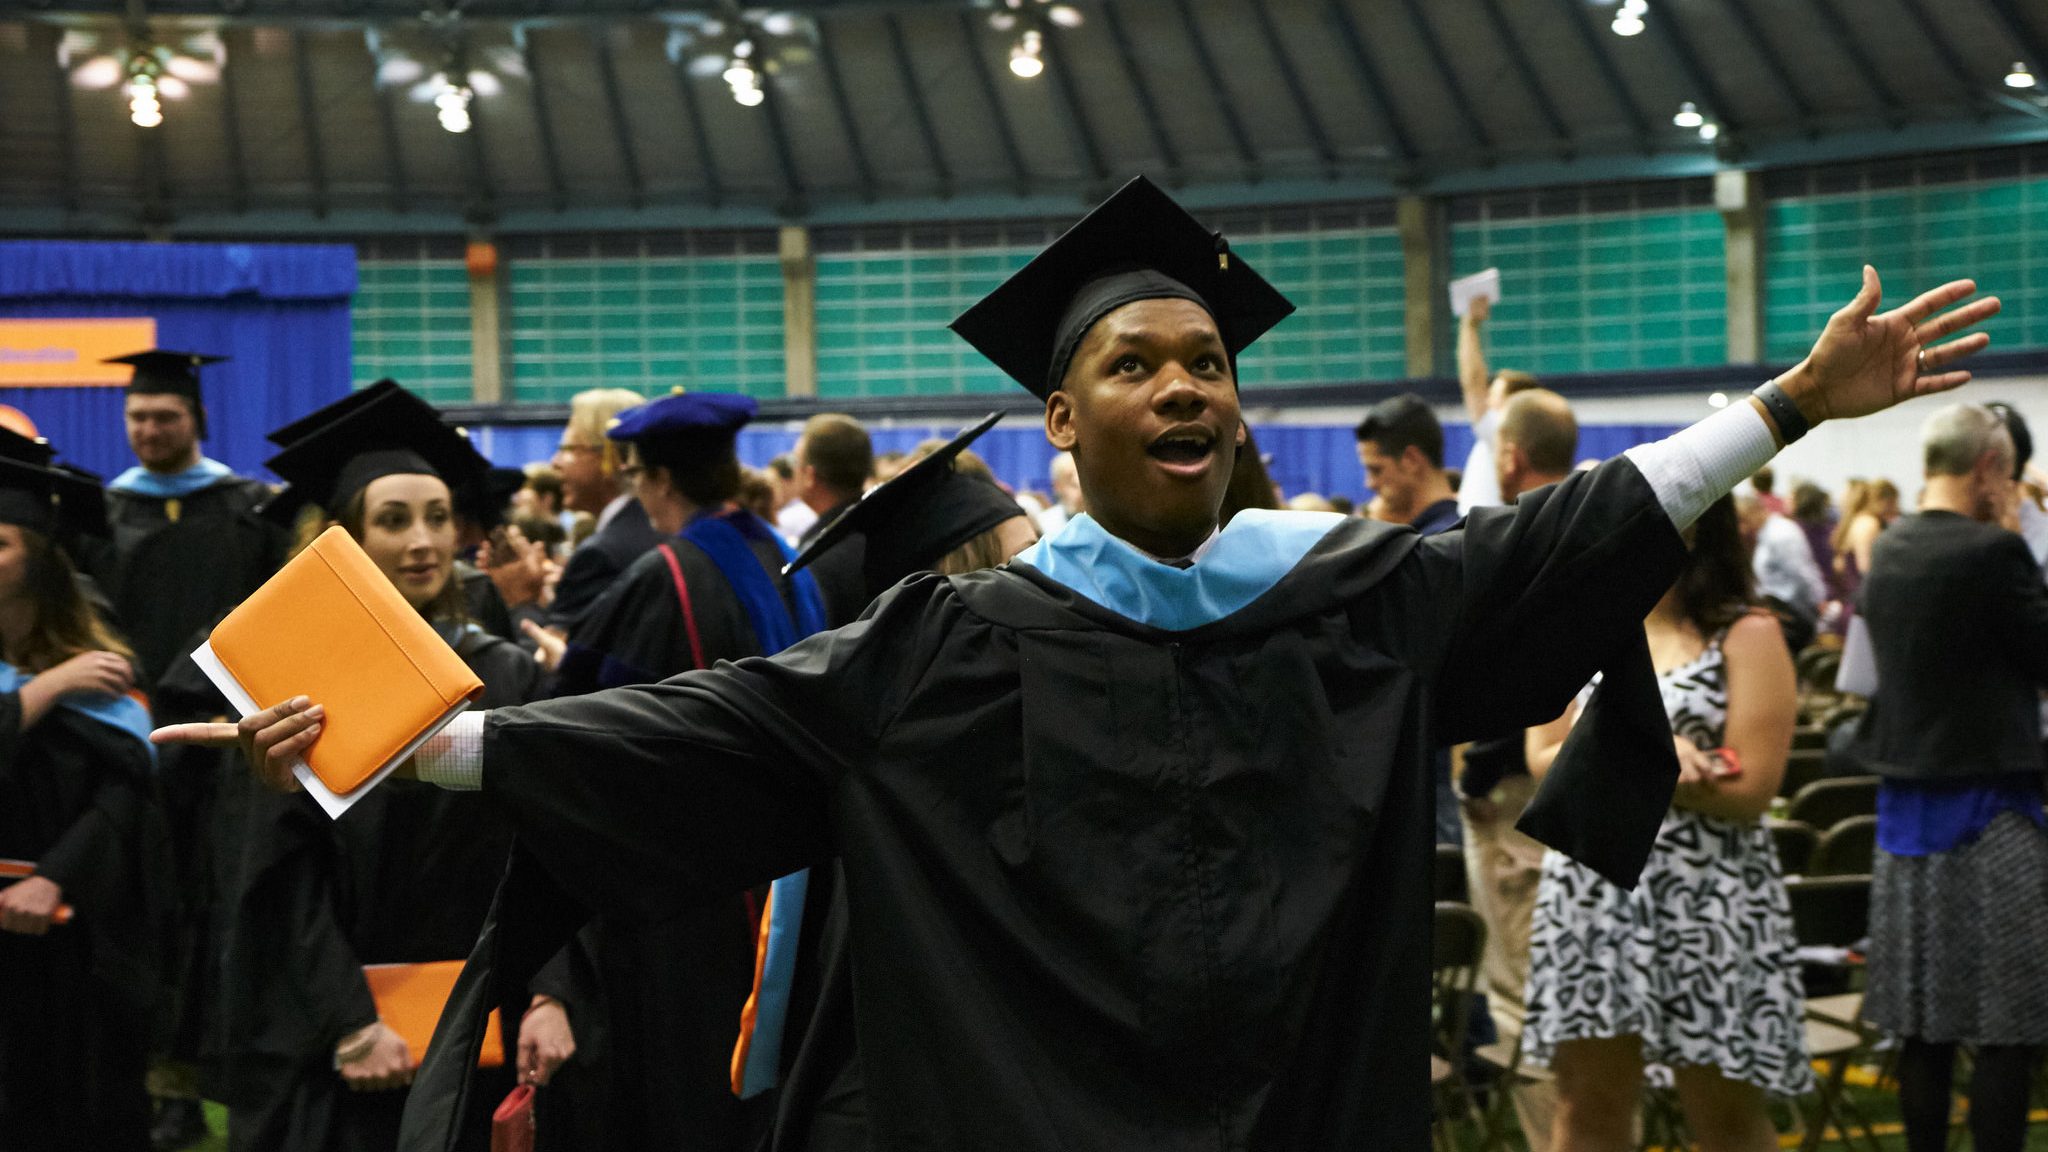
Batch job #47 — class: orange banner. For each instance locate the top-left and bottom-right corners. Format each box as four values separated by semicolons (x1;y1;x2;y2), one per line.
0;318;158;387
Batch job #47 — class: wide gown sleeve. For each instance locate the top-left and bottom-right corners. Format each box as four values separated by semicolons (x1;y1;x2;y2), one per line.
237;790;380;1049
480;576;949;923
1416;456;1690;886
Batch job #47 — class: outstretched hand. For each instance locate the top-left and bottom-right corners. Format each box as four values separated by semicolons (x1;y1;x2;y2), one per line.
151;695;323;793
1780;266;2000;425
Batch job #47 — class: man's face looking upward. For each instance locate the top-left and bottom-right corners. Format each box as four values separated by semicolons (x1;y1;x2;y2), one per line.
1044;297;1246;560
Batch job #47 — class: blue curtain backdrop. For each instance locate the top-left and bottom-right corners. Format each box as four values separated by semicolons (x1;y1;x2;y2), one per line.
467;420;1682;505
0;240;356;481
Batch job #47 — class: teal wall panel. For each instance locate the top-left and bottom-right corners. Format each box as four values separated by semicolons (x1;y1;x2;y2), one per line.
811;221;1404;398
813;244;1038;398
1228;228;1406;388
1764;178;2048;362
1449;204;1727;375
505;250;785;403
350;259;475;406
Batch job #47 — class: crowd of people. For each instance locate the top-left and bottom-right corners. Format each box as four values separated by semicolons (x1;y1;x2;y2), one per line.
0;176;2026;1152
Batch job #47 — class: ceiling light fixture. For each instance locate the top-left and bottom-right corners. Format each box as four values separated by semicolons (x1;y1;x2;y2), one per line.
1673;100;1703;128
1611;0;1647;36
125;61;162;128
434;78;472;133
724;38;765;106
1699;121;1720;141
2008;61;2038;89
1009;29;1045;78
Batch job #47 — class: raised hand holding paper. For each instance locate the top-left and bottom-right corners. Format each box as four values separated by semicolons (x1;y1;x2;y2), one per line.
1449;267;1500;318
191;525;483;818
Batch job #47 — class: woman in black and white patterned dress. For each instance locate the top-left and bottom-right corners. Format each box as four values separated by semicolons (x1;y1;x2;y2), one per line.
1522;496;1811;1152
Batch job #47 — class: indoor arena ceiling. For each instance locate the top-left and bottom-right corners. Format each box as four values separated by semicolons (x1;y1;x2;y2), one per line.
1;0;2046;234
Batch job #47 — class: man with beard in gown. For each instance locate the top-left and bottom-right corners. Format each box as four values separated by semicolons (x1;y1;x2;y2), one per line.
174;177;2002;1151
102;349;285;1150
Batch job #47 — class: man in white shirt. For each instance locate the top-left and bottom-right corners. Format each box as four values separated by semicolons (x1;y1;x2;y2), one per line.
1037;451;1084;536
1457;296;1543;515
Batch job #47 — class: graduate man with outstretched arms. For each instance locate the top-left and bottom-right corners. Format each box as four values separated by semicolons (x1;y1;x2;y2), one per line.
161;177;2000;1151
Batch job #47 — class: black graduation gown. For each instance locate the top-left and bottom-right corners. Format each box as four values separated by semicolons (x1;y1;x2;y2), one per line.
548;499;659;629
460;565;519;645
217;626;539;1152
403;457;1692;1150
527;525;814;1152
106;476;283;687
0;691;173;1152
151;622;245;1078
796;500;868;631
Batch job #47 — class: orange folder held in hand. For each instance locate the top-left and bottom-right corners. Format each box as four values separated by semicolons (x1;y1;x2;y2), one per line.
192;526;484;819
363;960;504;1069
0;859;74;925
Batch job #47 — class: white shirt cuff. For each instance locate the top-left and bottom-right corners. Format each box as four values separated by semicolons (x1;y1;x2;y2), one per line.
1623;400;1779;531
414;709;486;791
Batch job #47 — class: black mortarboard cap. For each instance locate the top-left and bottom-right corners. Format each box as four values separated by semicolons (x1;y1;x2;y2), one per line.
949;176;1295;400
0;457;108;540
106;349;227;403
262;380;490;522
266;382;388;447
0;427;56;469
787;413;1022;598
49;463;109;542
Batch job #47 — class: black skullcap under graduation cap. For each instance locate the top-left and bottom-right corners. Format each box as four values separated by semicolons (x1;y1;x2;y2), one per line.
262;380;490;524
787;412;1023;599
0;457;107;541
949;176;1295;400
455;467;528;532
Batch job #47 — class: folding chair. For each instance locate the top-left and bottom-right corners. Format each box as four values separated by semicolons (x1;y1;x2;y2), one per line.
1769;818;1820;876
1779;750;1830;800
1808;815;1878;878
1434;842;1468;906
1787;776;1879;833
1431;902;1486;1152
1784;875;1883;1152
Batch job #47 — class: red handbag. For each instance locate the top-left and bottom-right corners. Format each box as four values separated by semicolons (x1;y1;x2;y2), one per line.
491;1084;535;1152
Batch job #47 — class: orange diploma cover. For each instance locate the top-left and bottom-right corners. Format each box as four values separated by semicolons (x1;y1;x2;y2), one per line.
192;525;484;818
0;859;74;924
363;960;504;1069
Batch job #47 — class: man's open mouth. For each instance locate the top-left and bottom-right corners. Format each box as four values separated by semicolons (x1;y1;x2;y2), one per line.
1146;428;1216;465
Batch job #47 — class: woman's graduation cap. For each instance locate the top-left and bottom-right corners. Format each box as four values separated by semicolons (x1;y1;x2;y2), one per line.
0;456;108;540
261;381;490;522
949;176;1295;399
786;412;1022;597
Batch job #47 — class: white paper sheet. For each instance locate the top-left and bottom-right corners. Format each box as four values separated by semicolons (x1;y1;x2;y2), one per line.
1833;615;1877;697
1449;267;1501;318
189;639;468;820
